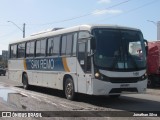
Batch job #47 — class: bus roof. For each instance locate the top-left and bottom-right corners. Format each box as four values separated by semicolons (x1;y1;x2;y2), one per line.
9;24;141;44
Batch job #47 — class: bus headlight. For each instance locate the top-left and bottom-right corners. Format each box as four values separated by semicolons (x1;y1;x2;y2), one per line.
141;73;147;80
95;72;100;78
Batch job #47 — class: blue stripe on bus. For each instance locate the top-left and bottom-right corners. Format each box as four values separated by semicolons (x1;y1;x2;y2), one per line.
25;57;65;71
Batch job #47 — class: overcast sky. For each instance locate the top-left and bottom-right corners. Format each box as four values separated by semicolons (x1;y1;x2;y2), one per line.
0;0;160;54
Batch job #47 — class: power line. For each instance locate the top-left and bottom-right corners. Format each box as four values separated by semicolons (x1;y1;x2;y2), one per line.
97;0;159;22
0;0;131;27
28;0;132;26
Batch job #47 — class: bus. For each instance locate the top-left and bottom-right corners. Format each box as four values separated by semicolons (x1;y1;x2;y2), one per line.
8;24;148;100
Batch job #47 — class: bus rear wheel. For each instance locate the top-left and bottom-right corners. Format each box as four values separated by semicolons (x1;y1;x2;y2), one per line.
64;77;76;100
22;73;29;90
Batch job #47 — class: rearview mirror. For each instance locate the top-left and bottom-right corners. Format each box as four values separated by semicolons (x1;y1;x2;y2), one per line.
144;39;148;56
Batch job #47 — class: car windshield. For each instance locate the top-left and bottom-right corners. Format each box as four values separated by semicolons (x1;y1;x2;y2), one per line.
92;28;146;71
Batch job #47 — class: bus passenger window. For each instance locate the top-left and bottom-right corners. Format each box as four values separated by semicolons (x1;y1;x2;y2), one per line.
61;36;67;56
10;44;17;58
48;38;54;56
66;34;73;56
48;36;60;56
26;41;35;57
36;39;46;57
87;40;91;72
78;42;86;71
18;43;25;58
73;33;77;56
61;34;73;56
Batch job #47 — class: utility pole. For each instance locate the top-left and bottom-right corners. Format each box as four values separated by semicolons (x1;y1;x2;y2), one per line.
23;23;26;38
8;21;26;38
147;20;159;40
158;21;160;40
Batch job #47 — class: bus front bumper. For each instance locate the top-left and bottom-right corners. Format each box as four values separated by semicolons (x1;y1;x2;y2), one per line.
90;78;147;95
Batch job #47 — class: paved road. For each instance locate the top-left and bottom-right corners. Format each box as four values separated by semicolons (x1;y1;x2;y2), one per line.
0;75;160;120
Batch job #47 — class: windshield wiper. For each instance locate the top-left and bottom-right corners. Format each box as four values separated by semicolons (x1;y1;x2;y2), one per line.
127;53;139;70
111;55;119;70
111;47;122;70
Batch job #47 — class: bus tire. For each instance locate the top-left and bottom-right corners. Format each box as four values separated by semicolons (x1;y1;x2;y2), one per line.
22;73;29;90
64;77;76;100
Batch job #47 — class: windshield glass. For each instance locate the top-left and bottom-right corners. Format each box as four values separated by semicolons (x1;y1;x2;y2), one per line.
92;28;146;71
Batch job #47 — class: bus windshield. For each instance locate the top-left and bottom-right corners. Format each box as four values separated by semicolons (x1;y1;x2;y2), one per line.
92;28;146;71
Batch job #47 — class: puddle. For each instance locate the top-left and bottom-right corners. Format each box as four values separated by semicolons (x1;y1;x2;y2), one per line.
0;85;28;110
0;87;17;102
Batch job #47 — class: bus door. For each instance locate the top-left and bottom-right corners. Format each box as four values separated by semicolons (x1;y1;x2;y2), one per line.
77;41;91;93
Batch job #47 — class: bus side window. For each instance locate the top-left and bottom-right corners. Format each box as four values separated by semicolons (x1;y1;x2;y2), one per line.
87;40;91;72
26;41;35;57
18;43;25;58
61;36;67;56
78;42;86;71
61;34;73;56
10;44;17;58
66;34;73;56
73;33;77;56
48;36;60;56
36;39;46;57
48;37;54;56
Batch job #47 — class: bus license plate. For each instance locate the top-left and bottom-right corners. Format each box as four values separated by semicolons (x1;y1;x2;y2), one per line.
120;84;130;88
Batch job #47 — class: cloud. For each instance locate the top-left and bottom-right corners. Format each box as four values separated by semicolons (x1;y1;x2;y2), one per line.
97;0;111;4
92;9;123;15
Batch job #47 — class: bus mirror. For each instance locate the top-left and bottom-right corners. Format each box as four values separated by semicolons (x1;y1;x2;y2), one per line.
144;39;148;56
91;37;96;50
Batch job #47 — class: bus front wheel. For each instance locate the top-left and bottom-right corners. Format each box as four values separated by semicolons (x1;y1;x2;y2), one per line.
64;77;76;100
22;73;29;90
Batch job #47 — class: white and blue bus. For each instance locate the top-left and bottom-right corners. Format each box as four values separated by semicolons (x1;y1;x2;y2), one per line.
8;24;148;100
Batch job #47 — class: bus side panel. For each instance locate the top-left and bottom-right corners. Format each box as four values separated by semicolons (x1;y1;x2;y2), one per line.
30;71;43;86
8;70;22;82
65;57;78;92
42;72;63;90
8;59;24;83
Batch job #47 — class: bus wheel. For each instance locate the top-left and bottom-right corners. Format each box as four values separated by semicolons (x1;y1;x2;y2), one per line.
65;77;76;100
22;73;29;90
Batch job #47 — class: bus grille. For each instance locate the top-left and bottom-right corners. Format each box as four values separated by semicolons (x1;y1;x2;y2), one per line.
108;77;140;83
109;88;138;94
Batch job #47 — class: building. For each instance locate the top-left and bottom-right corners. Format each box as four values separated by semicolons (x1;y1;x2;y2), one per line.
2;50;8;61
158;21;160;40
